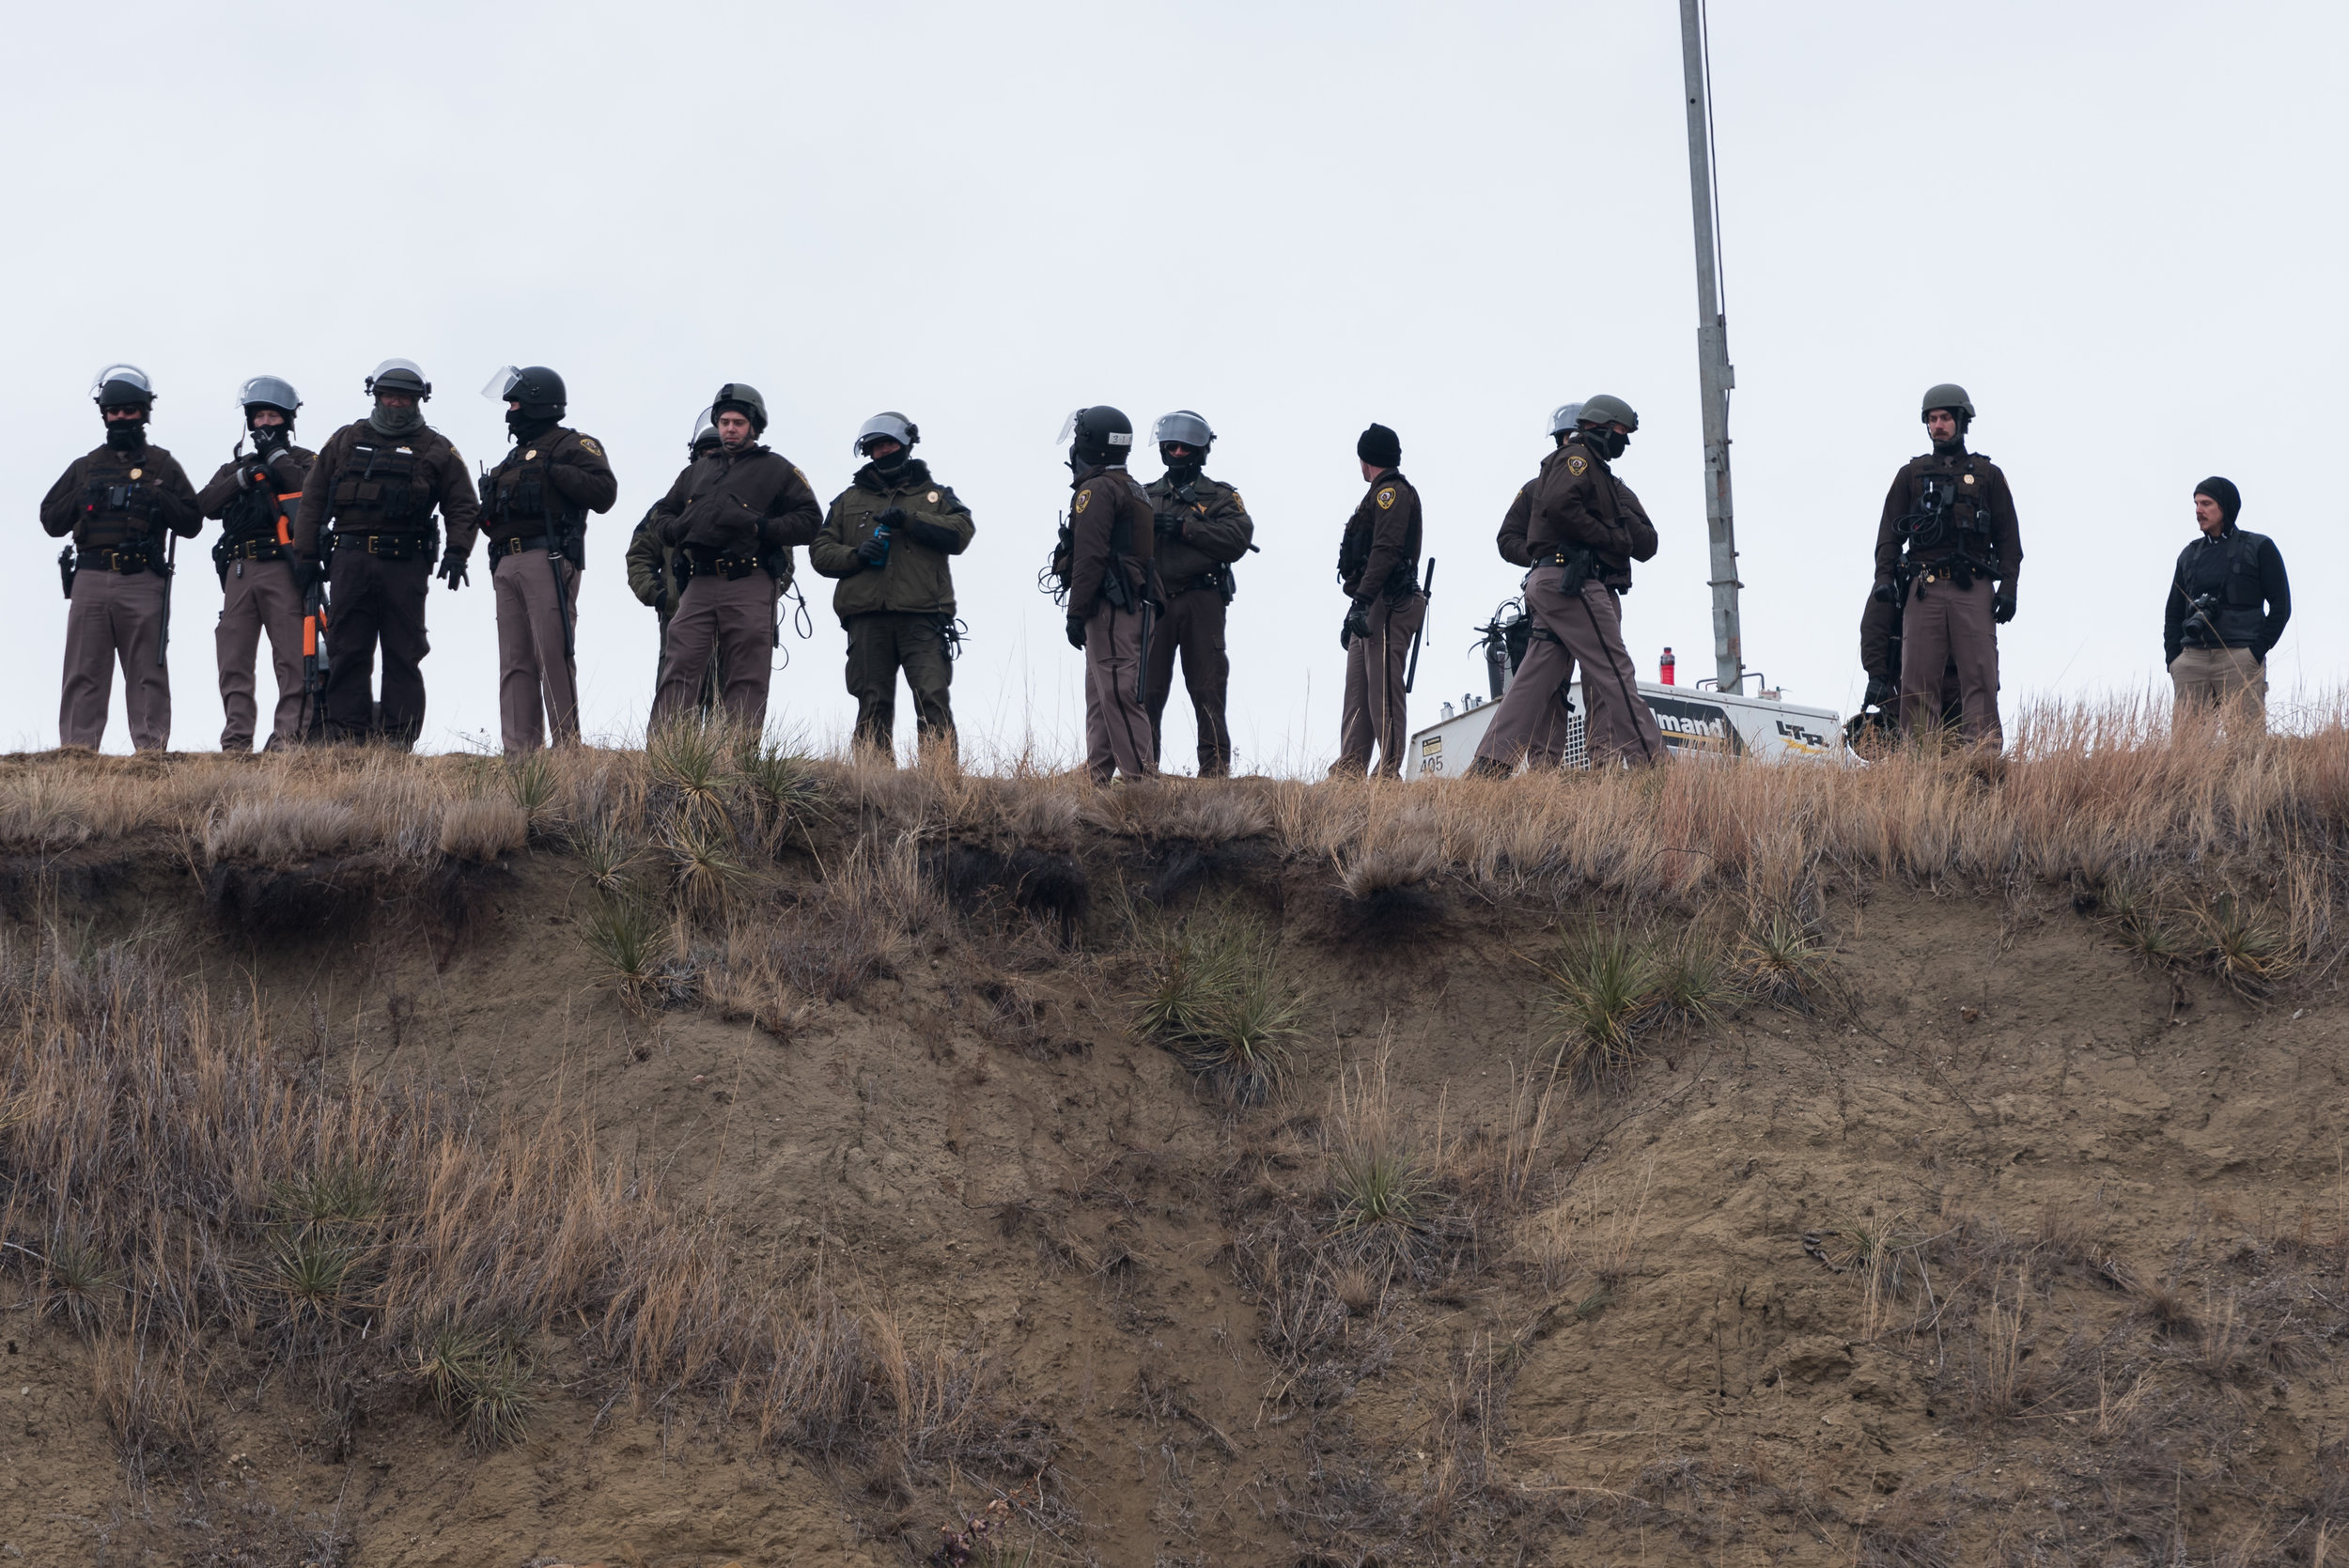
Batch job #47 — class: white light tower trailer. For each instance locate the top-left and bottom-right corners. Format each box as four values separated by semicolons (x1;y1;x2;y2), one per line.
1408;0;1843;779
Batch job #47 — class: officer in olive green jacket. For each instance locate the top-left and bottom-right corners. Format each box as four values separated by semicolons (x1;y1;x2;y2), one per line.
627;409;723;712
806;412;975;759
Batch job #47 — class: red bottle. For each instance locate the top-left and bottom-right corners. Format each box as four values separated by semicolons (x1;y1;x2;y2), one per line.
1659;646;1676;686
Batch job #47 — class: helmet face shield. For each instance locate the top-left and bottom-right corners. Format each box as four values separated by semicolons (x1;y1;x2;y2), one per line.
481;365;523;400
366;358;431;400
1152;410;1215;450
1548;401;1584;437
90;363;155;405
691;405;717;449
238;375;301;413
853;411;918;457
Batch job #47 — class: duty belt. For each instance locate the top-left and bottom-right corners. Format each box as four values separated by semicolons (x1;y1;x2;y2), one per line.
495;534;553;556
330;531;433;560
76;545;160;573
223;538;290;562
1164;571;1223;597
687;549;763;580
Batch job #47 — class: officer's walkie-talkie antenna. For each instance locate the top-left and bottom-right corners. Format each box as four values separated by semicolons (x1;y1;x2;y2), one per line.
1680;0;1744;694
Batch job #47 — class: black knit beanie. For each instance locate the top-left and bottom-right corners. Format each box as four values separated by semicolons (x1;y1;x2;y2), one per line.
1357;423;1401;468
2194;475;2241;527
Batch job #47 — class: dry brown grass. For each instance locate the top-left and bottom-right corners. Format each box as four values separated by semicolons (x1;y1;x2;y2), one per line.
0;925;1041;1484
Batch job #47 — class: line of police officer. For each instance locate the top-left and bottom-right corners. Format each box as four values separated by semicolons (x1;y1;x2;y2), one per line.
39;367;2291;767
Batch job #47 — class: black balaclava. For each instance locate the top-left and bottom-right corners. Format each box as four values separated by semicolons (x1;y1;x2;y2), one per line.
249;412;293;451
506;408;563;446
1929;412;1968;457
1577;423;1629;460
867;442;910;474
104;413;148;453
1160;442;1206;488
369;398;424;437
2195;475;2242;530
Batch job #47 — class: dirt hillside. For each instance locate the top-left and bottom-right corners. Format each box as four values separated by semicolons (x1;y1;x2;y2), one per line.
2;734;2343;1566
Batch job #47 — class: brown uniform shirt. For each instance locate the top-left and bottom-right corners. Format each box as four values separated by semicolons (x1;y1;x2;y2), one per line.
649;442;822;585
1871;444;2022;591
479;427;619;559
1498;479;1536;568
1141;472;1254;592
1527;438;1657;590
1066;464;1156;615
198;446;319;540
40;442;202;549
1337;468;1423;602
292;420;481;559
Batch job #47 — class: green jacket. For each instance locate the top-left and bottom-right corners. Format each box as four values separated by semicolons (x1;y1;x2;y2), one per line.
625;505;681;617
808;458;974;622
1143;470;1254;593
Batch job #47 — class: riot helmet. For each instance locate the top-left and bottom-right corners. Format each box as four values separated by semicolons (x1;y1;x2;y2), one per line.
366;359;431;400
1548;401;1585;442
690;406;719;454
238;375;300;419
1058;405;1135;470
854;411;920;470
1921;382;1973;431
91;363;155;411
1153;409;1215;458
712;382;768;438
482;365;567;415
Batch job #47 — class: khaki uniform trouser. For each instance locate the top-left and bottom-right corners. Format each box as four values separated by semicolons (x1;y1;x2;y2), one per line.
2170;646;2267;734
493;549;581;754
1331;591;1425;778
1899;575;2000;746
845;611;955;758
652;568;774;732
1473;569;1663;770
61;565;170;752
215;557;307;751
1083;598;1156;784
1144;587;1233;777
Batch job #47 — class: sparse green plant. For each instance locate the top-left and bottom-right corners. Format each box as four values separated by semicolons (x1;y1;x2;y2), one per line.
42;1227;119;1330
1648;928;1732;1031
2105;883;2185;966
663;809;751;915
1326;1051;1432;1245
569;814;641;896
503;752;561;839
647;717;738;823
267;1157;391;1234
410;1320;536;1449
1542;924;1657;1080
1135;910;1302;1102
2201;893;2289;994
1735;907;1828;1007
737;736;825;834
264;1232;365;1325
583;894;665;1007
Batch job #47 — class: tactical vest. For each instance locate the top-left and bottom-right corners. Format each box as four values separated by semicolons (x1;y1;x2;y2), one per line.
74;448;167;551
328;441;434;531
2180;529;2271;648
1900;453;2000;571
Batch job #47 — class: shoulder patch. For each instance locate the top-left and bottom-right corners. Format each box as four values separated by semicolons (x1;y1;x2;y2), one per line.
1229;490;1243;512
926;490;940;504
794;466;809;485
578;436;602;458
1566;454;1589;477
1377;487;1396;510
1074;489;1092;514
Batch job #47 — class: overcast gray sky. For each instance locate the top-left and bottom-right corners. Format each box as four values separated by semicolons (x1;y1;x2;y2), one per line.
4;2;2341;763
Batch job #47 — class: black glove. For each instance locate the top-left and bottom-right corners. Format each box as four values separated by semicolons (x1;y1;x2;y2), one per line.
1992;583;2016;624
1871;580;1896;603
900;518;959;552
1066;617;1086;650
263;444;302;480
855;534;890;567
234;463;257;491
1153;508;1183;539
1341;599;1372;651
1862;675;1896;709
872;505;907;529
437;550;471;589
292;556;320;593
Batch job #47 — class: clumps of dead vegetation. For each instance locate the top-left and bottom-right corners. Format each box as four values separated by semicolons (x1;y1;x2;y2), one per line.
1133;905;1306;1102
0;925;1047;1498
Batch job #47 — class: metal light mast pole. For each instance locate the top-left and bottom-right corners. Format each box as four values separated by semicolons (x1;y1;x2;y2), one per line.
1680;0;1744;691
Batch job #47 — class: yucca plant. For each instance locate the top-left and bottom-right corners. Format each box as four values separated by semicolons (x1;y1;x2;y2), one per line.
583;895;665;1008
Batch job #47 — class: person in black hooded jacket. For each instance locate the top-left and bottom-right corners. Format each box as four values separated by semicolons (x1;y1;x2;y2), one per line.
2164;475;2288;733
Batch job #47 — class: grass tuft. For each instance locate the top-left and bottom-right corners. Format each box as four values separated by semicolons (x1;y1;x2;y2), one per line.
1134;910;1303;1103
